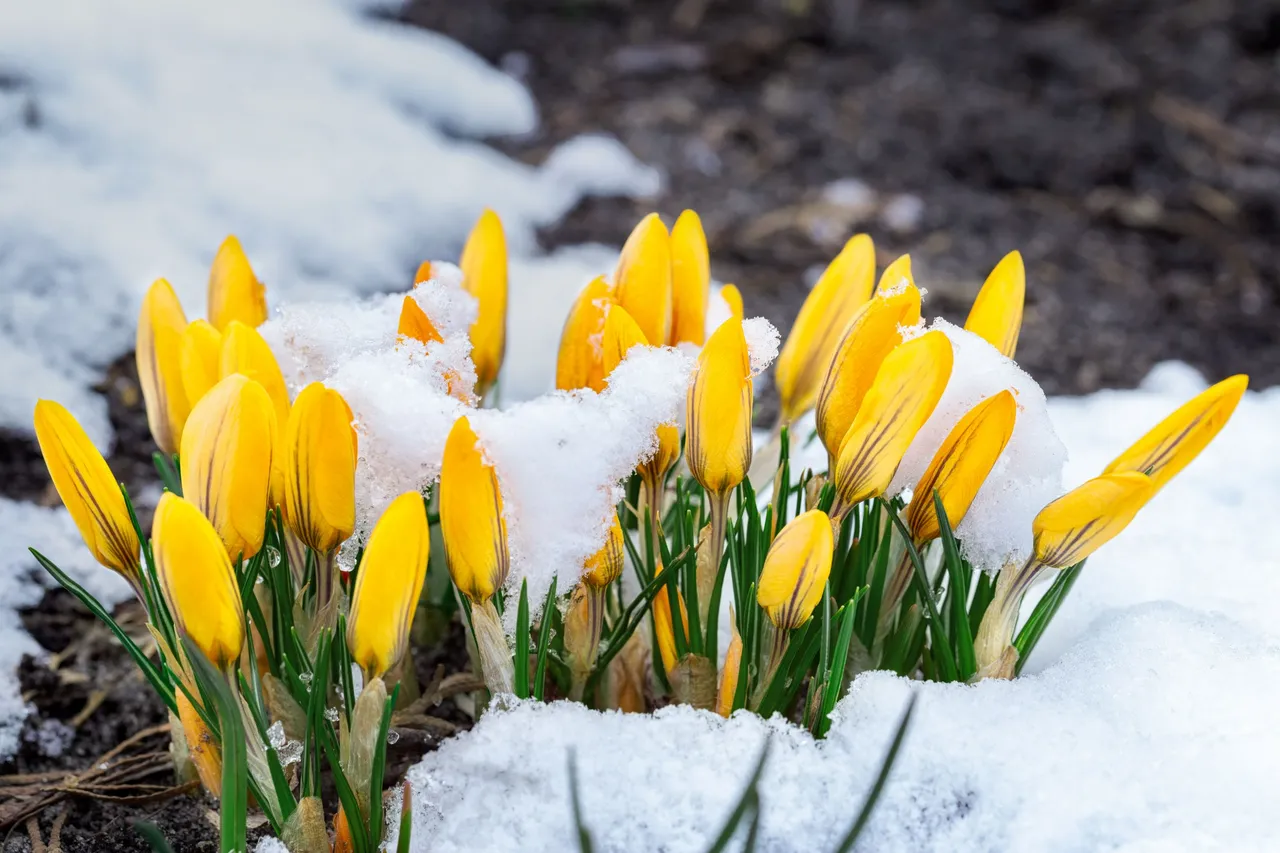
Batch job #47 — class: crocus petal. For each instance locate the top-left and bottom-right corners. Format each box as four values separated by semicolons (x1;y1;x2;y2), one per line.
460;209;508;396
716;622;743;718
347;492;431;679
613;213;673;350
397;295;444;346
685;318;753;496
555;276;614;393
877;254;914;293
207;235;268;332
413;261;434;285
720;284;744;320
219;320;291;431
756;509;834;630
582;513;624;589
179;319;224;410
964;250;1025;358
439;416;509;603
136;277;190;455
1033;472;1155;568
653;583;689;675
669;210;710;346
282;383;357;554
601;305;650;378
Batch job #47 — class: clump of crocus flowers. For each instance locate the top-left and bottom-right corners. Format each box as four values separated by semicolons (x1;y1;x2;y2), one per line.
29;210;1246;848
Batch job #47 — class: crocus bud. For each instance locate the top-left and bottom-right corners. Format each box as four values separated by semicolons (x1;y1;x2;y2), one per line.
720;284;744;320
815;282;922;461
774;234;876;425
686;318;753;497
176;690;221;796
219;320;291;432
347;492;430;679
613;213;673;350
397;294;443;346
905;390;1017;545
601;304;650;376
282;383;357;555
964;251;1025;358
180;374;276;562
179;319;224;409
833;330;953;513
439;416;509;603
555;276;614;393
136;277;190;455
668;210;710;346
1102;374;1247;492
153;492;245;669
716;621;743;718
413;261;434;285
583;513;625;589
653;583;689;676
459;209;508;397
33;400;140;585
756;509;834;630
207;235;268;331
1033;472;1155;568
877;254;914;292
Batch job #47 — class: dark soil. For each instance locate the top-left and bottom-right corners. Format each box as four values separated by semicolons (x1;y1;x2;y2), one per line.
6;0;1280;846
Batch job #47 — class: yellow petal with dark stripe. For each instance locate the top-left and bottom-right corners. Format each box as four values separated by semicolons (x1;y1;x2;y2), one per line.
815;283;922;460
176;690;221;795
964;251;1025;358
136;277;190;455
602;305;650;378
347;492;430;679
33;400;140;582
756;509;834;630
555;276;614;393
775;234;876;424
1102;374;1247;492
1033;472;1155;568
685;317;753;496
669;210;710;346
613;213;672;350
282;383;357;554
583;513;624;589
641;423;681;487
459;209;508;396
180;319;224;410
153;492;245;669
180;374;276;562
906;390;1017;544
720;284;744;321
834;330;954;509
439;416;509;603
207;235;268;332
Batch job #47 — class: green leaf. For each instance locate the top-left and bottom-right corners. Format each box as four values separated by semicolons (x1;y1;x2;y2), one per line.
152;451;183;496
515;579;531;699
934;492;977;681
817;596;862;738
1014;561;1085;674
534;577;558;701
184;638;246;853
833;694;916;853
397;780;414;853
881;503;958;681
368;684;400;849
132;822;176;853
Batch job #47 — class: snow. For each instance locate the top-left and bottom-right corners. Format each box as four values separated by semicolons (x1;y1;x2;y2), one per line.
390;362;1280;852
0;0;658;443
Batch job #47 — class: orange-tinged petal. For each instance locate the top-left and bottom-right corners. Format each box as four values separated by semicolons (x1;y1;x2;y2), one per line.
601;304;650;378
176;690;221;796
876;254;914;293
716;621;742;718
1102;374;1247;492
641;422;681;487
653;582;688;675
815;283;922;460
33;400;140;582
555;276;614;393
136;277;190;455
756;509;834;630
775;234;876;424
459;209;508;396
219;321;290;431
413;261;434;285
834;330;954;510
207;235;268;332
685;318;753;496
439;416;509;603
180;374;276;562
180;319;224;409
905;390;1017;544
397;295;444;346
583;513;625;589
614;213;673;350
720;284;744;320
669;210;710;346
347;492;431;679
964;251;1025;358
1033;472;1155;568
153;492;245;669
282;383;357;554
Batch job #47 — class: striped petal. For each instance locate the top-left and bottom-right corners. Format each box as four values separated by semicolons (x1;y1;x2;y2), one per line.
136;278;190;455
282;383;357;554
756;509;834;630
582;513;625;589
685;317;753;496
1033;472;1155;568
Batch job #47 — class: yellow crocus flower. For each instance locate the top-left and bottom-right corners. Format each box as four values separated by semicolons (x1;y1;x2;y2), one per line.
815;282;922;462
179;319;224;409
180;374;277;562
583;513;625;589
877;254;914;292
439;416;509;603
347;492;431;679
1102;374;1247;493
601;304;650;376
459;209;508;397
613;213;673;351
668;210;710;346
905;389;1017;544
397;295;443;346
756;509;834;630
136;277;190;455
413;260;434;285
207;235;268;332
964;251;1025;358
775;234;876;425
653;582;689;675
685;317;753;497
33;400;140;585
219;321;291;432
153;492;245;669
282;383;357;555
832;330;953;516
720;284;744;320
1033;472;1155;568
555;276;614;393
716;621;743;718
